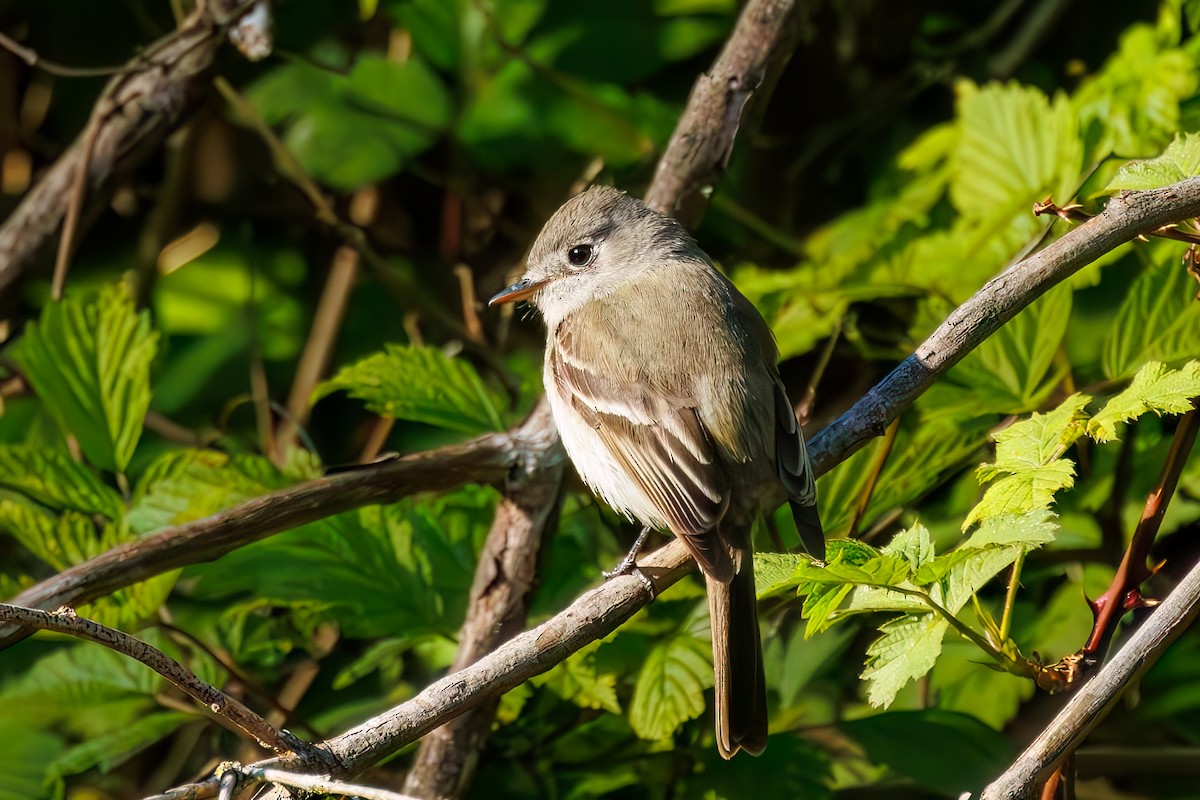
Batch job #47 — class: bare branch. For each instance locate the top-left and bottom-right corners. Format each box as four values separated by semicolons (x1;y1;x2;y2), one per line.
0;0;260;294
643;0;801;219
980;551;1200;799
808;178;1200;472
0;602;326;765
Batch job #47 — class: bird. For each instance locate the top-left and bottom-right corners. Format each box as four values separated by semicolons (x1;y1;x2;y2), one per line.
489;185;823;759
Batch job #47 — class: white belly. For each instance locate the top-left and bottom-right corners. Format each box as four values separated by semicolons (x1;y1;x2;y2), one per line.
544;358;666;530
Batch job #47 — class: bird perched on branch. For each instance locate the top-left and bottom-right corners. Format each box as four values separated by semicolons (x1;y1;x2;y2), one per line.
490;185;823;758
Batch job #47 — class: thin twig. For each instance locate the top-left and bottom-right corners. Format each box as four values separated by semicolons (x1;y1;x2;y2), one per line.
0;29;131;77
0;603;326;764
243;767;420;800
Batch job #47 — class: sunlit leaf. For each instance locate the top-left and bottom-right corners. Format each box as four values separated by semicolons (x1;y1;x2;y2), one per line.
1107;131;1200;190
0;446;123;519
315;344;505;433
1103;251;1200;380
1088;360;1200;442
11;283;156;474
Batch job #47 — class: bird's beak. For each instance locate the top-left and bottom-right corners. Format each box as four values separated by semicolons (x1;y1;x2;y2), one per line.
488;277;545;306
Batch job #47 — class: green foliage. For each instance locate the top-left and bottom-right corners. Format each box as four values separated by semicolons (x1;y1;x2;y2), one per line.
1088;360;1200;441
1107;131;1200;190
627;628;713;741
9;1;1200;797
10;283;156;474
315;344;505;433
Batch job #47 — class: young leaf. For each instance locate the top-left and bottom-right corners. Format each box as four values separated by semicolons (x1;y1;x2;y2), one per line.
1088;361;1200;442
862;614;948;708
627;631;712;741
10;283;157;474
315;344;505;433
1103;247;1200;379
964;394;1091;529
128;449;284;534
0;445;123;519
1106;132;1200;190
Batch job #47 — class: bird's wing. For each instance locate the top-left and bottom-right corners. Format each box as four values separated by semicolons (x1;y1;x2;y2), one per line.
773;376;824;556
551;331;734;581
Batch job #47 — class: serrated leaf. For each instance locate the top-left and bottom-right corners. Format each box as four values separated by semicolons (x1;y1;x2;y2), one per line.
753;551;811;597
952;81;1083;222
965;394;1091;528
862;614;948;708
1088;361;1200;442
1103;247;1200;379
128;450;284;534
0;446;123;519
1106;132;1200;190
948;284;1073;414
0;501;113;573
11;283;156;474
962;510;1058;550
315;344;504;433
532;640;620;714
881;522;935;570
627;633;712;741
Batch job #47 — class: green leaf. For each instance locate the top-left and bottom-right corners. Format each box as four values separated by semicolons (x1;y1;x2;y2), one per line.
315;344;505;433
11;283;157;473
842;709;1015;795
861;614;948;708
0;719;62;800
948;283;1073;414
246;55;451;190
46;711;188;781
753;551;811;598
1088;360;1200;442
880;522;935;570
0;445;123;519
1103;245;1200;379
965;394;1091;528
627;632;712;741
951;81;1083;224
1107;132;1200;190
127;450;284;534
532;640;621;714
962;509;1058;550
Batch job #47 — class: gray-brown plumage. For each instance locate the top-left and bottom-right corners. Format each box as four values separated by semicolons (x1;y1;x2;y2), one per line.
490;185;823;758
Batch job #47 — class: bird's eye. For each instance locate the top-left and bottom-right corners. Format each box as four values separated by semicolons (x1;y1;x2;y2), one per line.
567;244;594;268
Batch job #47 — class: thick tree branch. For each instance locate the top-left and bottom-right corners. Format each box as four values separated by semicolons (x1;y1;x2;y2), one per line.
0;417;557;647
0;0;256;294
808;179;1200;469
642;0;800;220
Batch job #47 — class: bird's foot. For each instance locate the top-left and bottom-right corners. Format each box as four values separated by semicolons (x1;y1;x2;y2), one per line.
603;525;656;596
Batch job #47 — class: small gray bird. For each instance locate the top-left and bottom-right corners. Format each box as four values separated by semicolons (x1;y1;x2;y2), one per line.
490;186;823;759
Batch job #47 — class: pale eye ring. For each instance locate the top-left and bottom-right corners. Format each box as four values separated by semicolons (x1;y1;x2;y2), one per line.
567;244;594;268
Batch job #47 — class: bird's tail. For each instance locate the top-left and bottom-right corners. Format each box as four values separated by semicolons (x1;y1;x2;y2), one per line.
707;543;768;759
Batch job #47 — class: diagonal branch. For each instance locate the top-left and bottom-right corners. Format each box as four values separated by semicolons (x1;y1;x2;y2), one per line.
0;418;556;648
